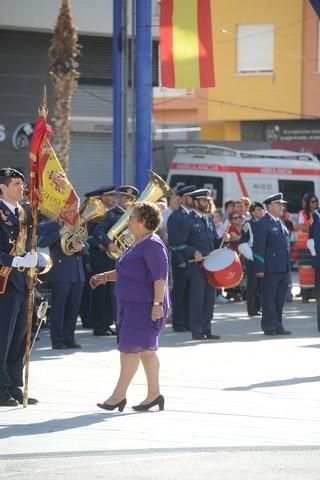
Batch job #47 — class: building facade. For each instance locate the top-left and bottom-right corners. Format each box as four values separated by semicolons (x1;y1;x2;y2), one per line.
0;0;159;198
154;0;320;157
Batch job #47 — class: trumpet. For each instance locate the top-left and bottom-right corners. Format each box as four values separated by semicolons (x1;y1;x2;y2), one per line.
106;170;173;260
60;197;106;255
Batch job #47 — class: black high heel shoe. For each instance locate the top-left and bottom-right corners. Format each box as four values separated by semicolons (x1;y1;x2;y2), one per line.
97;398;127;412
132;395;165;411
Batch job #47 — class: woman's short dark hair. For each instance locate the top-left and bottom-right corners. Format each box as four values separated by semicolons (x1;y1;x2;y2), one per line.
133;201;162;231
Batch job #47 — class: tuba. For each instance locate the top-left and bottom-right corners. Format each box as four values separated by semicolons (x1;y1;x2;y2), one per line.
60;197;106;255
106;170;173;260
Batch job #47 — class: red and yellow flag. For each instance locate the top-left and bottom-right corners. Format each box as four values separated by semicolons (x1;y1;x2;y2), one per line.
29;117;80;226
160;0;215;88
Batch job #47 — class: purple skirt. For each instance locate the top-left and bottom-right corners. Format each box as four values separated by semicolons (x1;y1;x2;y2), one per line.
117;300;166;353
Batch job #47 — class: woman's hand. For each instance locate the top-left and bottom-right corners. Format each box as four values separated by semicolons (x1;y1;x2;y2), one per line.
90;273;107;289
151;305;163;321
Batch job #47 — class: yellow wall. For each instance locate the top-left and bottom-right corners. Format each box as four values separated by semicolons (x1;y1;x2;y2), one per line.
200;122;241;141
206;0;304;121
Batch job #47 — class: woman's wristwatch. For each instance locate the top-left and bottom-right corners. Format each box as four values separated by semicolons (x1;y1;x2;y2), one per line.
153;301;163;306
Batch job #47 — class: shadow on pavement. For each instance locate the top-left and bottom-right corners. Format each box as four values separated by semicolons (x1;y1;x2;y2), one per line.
0;411;135;440
224;375;320;391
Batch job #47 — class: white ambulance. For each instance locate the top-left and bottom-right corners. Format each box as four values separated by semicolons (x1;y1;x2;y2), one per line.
166;144;320;213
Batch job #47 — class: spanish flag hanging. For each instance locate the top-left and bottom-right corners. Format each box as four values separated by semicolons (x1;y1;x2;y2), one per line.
160;0;215;89
29;116;80;227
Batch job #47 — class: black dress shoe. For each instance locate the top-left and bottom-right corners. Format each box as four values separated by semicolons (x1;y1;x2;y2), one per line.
52;343;67;349
93;330;113;336
0;394;18;407
97;398;127;412
192;334;207;340
276;329;292;335
9;387;38;405
205;333;221;340
264;330;277;336
173;326;186;332
64;341;82;348
132;395;165;411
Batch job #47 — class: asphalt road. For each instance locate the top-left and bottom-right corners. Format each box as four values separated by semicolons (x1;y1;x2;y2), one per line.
1;288;320;479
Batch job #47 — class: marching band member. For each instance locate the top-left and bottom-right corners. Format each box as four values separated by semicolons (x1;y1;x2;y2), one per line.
253;193;291;336
167;185;195;332
37;220;85;350
175;189;228;340
307;207;320;331
239;201;264;316
0;168;38;406
90;185;139;336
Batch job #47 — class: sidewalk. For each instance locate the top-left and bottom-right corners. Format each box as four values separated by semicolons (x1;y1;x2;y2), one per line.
1;295;320;478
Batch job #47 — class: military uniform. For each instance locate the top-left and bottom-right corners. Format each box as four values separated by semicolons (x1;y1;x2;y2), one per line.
253;193;291;335
79;185;116;328
308;209;320;330
90;185;139;335
0;168;38;406
167;185;195;332
239;217;262;316
37;221;85;348
176;189;220;339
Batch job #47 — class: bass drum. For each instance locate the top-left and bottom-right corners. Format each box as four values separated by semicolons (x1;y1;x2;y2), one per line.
203;248;243;289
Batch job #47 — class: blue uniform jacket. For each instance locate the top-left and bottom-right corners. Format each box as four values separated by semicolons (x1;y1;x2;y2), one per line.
309;210;320;268
253;213;290;274
37;221;85;283
89;205;124;270
167;206;190;265
177;210;220;261
0;201;31;293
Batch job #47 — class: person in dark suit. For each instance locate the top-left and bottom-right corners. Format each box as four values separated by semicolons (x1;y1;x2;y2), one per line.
79;185;117;328
175;189;228;340
90;185;139;336
37;221;86;349
0;168;38;406
239;201;264;316
307;208;320;331
253;193;291;336
167;185;195;332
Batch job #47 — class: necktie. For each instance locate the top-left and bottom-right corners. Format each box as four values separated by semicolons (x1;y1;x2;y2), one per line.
14;207;20;218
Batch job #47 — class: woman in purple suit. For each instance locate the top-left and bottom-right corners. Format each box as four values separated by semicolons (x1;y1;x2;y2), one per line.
90;202;169;412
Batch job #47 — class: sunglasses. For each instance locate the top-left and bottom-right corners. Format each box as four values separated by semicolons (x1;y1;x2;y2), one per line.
231;216;241;220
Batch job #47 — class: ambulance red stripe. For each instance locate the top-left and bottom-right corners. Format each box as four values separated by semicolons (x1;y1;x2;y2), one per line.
170;162;320;176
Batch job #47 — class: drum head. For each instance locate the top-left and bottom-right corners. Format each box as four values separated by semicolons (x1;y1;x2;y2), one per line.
203;248;235;272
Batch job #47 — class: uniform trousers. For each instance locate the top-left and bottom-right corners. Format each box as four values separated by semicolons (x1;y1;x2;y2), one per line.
188;263;216;335
171;262;190;329
79;271;93;327
92;282;116;332
0;283;27;396
245;260;261;316
49;281;84;345
261;272;289;332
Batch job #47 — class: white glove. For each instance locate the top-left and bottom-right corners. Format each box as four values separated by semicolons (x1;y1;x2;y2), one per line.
238;243;253;261
307;239;316;257
12;252;38;268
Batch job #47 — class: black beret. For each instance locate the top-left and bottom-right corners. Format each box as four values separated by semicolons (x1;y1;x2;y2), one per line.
117;185;140;198
263;193;287;205
84;185;116;198
0;167;24;181
176;185;196;196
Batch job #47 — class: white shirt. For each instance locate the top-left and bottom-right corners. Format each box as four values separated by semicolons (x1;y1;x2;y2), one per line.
2;200;18;215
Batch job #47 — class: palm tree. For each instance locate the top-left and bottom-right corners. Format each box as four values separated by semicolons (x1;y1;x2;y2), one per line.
48;0;80;171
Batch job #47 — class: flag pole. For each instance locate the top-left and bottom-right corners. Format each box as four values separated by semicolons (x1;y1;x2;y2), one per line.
23;87;48;408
